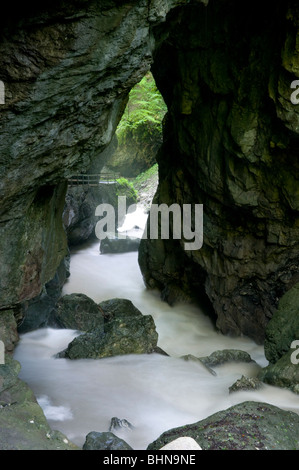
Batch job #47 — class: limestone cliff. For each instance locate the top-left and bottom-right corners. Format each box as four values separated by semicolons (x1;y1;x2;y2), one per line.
139;0;299;344
0;0;191;333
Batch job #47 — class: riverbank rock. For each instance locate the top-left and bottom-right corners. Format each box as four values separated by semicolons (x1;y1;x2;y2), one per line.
18;256;70;334
258;350;299;395
257;282;299;393
0;310;19;354
63;186;100;246
100;236;140;254
132;164;159;213
147;401;299;450
53;293;105;331
0;357;78;450
58;298;159;359
264;282;299;365
83;431;133;450
64;170;137;247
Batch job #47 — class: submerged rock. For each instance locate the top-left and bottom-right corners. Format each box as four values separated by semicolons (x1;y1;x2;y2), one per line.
83;431;133;450
147;401;299;450
180;354;217;376
199;349;256;368
181;350;258;377
58;298;159;359
100;236;140;254
229;375;263;394
109;417;134;432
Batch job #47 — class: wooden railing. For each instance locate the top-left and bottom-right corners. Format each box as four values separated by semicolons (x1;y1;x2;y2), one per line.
68;173;121;187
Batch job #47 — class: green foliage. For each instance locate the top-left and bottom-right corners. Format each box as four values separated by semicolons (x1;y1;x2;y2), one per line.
117;73;167;145
134;163;158;186
116;177;138;202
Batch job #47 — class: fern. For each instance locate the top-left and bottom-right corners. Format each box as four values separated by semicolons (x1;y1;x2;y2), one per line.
117;72;167;145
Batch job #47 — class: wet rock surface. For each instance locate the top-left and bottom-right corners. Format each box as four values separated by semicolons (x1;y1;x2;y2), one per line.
0;0;188;312
52;293;105;331
139;0;299;344
0;357;78;450
83;431;133;450
100;236;140;254
257;282;299;394
147;401;299;451
58;298;159;359
1;0;299;452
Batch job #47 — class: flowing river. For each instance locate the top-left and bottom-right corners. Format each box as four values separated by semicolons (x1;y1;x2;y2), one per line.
14;213;299;450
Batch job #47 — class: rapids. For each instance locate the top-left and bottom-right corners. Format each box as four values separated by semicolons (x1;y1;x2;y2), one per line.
14;211;299;449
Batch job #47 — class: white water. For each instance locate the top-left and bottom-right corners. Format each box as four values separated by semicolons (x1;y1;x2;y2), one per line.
14;212;299;449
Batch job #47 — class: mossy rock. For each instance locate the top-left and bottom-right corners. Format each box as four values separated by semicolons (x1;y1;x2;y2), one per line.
258;349;299;394
58;298;159;359
83;431;133;450
54;293;105;331
147;401;299;450
0;358;78;450
0;400;78;450
264;282;299;364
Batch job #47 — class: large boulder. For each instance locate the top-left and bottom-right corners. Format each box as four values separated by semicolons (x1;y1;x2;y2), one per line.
52;293;105;331
147;401;299;451
58;298;159;359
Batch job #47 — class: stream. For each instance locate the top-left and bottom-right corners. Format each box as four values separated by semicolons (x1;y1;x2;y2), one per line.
14;215;299;450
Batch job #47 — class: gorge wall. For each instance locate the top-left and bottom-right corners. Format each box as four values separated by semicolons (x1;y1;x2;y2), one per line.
139;0;299;344
0;0;189;341
0;0;299;348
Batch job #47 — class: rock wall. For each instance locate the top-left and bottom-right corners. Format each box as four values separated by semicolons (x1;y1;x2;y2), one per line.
139;0;299;344
0;0;192;338
1;0;299;349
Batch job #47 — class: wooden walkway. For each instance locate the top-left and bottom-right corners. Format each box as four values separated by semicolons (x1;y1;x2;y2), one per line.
68;173;120;187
